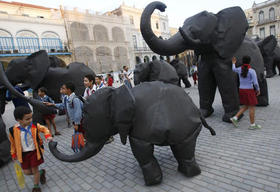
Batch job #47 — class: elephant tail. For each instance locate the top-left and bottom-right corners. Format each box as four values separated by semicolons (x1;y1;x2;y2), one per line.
200;116;216;136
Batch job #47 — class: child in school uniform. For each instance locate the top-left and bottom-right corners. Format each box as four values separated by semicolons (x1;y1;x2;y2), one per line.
38;87;60;136
9;106;52;192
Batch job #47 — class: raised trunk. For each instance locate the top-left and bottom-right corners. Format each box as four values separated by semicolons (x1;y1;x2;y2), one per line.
140;1;188;56
48;140;106;162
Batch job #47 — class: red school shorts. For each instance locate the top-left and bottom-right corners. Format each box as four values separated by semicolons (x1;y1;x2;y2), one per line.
239;89;258;106
21;150;44;170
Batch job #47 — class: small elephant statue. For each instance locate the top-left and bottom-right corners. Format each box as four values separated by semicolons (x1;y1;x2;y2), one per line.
140;1;249;122
256;35;280;78
48;83;215;186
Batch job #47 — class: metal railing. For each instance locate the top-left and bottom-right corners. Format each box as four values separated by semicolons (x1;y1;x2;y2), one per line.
134;47;152;52
0;46;68;54
258;18;277;25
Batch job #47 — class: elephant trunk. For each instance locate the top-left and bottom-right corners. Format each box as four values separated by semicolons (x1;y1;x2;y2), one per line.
48;140;106;162
0;63;55;114
140;1;189;56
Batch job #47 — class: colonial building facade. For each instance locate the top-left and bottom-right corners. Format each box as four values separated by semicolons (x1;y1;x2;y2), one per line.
108;4;172;64
62;7;134;73
245;0;280;41
0;1;72;67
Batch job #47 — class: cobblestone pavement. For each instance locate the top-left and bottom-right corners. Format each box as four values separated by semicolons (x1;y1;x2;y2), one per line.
1;76;280;192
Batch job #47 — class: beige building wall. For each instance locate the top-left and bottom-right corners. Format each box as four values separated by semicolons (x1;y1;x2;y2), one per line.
108;4;172;64
246;0;280;42
63;7;134;74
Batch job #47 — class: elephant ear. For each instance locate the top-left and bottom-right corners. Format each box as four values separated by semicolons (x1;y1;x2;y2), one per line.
26;50;50;89
212;7;248;58
111;85;135;145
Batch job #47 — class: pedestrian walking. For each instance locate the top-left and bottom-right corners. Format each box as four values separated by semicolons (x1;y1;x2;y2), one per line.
230;56;261;129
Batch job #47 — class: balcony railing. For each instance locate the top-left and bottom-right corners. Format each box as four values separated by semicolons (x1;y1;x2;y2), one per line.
134;47;152;52
258;18;277;25
0;46;71;56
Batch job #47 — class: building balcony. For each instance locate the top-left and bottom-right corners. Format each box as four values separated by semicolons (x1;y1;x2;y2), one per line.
134;47;152;52
257;18;277;26
0;46;72;57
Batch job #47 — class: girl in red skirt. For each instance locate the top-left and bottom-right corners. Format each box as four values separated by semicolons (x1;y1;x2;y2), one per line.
230;56;261;130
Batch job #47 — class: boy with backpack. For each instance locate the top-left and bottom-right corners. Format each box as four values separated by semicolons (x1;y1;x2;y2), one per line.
45;82;84;135
9;106;52;192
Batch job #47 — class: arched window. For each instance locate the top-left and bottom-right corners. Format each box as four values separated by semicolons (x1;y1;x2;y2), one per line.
16;30;39;53
144;56;150;63
41;32;62;52
114;47;128;70
96;46;113;73
135;56;141;64
269;8;275;20
93;25;109;42
74;46;97;71
152;55;157;61
112;27;125;42
259;11;264;22
70;22;90;41
0;29;14;53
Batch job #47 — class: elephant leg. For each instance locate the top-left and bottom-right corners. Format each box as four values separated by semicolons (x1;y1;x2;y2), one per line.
178;77;182;87
213;57;239;122
170;127;201;177
198;56;216;117
182;75;191;88
129;137;162;186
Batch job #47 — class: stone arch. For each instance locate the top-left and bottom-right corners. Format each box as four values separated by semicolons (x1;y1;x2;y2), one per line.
112;27;125;42
74;46;98;72
0;29;12;37
152;55;157;61
93;25;109;42
135;56;141;64
70;22;90;41
41;31;60;38
114;46;128;70
144;56;150;63
96;46;113;73
16;30;38;38
269;7;275;20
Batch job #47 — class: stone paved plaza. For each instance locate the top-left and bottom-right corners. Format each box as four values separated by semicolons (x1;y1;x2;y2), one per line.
1;76;280;192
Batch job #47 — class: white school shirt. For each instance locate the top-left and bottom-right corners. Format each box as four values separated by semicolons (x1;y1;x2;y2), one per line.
83;85;96;99
20;126;35;152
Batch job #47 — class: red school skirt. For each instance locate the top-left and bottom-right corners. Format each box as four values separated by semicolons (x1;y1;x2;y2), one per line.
239;89;258;106
21;150;44;170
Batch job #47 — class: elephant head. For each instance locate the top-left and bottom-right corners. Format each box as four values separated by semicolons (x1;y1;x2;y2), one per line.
49;85;135;162
134;60;179;85
141;1;248;58
5;50;50;89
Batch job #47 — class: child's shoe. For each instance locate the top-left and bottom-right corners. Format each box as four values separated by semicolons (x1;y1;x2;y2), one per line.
32;186;41;192
249;124;261;130
230;117;238;127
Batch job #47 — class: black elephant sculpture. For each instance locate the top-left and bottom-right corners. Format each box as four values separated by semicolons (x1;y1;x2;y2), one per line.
0;114;10;167
140;1;248;122
233;37;269;106
0;50;95;123
256;35;280;78
170;58;192;88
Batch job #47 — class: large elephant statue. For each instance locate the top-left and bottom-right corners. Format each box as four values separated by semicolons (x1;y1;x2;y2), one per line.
1;51;95;123
0;59;216;186
233;37;269;106
257;35;280;78
140;1;248;122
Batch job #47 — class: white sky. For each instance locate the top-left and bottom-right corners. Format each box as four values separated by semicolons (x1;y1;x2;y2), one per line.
9;0;265;27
